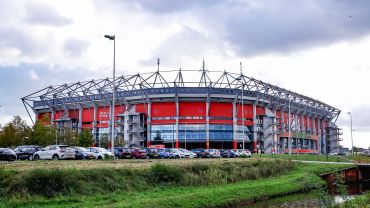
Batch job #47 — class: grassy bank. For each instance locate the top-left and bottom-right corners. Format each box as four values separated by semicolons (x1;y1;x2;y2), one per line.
0;159;293;198
0;159;352;208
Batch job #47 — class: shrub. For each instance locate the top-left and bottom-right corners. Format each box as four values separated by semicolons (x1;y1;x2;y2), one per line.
149;164;183;184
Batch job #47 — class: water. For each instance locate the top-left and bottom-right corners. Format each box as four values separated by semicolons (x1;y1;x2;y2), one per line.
240;192;320;208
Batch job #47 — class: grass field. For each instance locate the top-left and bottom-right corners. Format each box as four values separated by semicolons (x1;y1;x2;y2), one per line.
0;158;353;208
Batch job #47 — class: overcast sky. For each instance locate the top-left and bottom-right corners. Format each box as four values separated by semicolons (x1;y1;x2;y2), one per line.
1;0;370;148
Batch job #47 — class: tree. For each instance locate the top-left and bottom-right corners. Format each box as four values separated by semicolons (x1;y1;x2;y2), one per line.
30;121;56;146
0;116;31;147
78;129;93;147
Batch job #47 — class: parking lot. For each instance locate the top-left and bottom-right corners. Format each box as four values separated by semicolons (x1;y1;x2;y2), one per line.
0;157;255;171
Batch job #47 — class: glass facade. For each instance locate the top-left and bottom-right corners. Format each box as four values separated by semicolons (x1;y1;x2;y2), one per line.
151;125;176;143
178;124;206;142
236;125;252;142
209;125;233;141
151;124;250;143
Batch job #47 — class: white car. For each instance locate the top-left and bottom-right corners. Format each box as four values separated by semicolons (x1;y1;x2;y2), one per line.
168;148;189;158
87;147;115;160
235;149;252;157
208;149;221;158
33;145;76;160
178;148;197;158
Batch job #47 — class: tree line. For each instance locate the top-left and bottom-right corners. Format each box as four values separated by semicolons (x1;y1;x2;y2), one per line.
0;116;93;148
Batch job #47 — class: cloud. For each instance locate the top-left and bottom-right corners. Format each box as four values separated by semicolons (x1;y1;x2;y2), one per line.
337;105;370;132
224;1;370;56
63;38;90;57
139;27;228;68
28;70;39;81
0;27;50;57
24;2;72;26
124;0;224;14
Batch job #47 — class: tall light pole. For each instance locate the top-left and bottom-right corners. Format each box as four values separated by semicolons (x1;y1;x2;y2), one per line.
239;62;245;150
288;99;292;155
104;34;115;153
347;112;354;155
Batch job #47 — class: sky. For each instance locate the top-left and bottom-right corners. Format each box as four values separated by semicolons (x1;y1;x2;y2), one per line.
0;0;370;148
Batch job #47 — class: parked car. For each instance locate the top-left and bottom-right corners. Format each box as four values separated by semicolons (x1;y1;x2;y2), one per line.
143;148;159;159
114;147;131;159
158;148;170;159
130;148;147;159
178;148;197;158
191;148;210;158
33;145;76;160
0;148;17;161
14;145;42;160
87;147;115;160
72;146;95;160
168;148;189;159
219;149;231;158
208;149;221;158
235;149;252;157
228;149;238;158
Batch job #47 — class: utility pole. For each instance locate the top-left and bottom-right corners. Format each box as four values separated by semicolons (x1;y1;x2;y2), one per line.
347;112;354;155
241;62;245;151
104;35;116;153
288;99;292;155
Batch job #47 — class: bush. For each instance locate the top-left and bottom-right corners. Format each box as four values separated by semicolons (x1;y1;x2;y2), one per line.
149;164;183;184
24;169;82;197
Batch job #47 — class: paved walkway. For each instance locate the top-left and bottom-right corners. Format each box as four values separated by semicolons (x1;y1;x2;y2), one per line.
292;160;370;166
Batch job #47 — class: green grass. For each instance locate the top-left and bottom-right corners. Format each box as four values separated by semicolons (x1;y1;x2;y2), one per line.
0;162;352;208
256;153;351;162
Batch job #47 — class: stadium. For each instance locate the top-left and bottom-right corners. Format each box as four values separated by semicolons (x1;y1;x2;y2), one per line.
21;63;342;154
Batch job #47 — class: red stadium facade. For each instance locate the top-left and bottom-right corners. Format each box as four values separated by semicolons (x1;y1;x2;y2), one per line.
22;68;342;154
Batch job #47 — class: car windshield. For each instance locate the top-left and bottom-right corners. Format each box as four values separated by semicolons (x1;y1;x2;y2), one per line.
94;148;106;152
1;148;14;154
60;146;69;150
78;147;88;152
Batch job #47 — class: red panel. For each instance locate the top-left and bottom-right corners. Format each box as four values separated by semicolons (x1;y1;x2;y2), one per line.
54;111;64;120
276;110;281;118
151;120;176;124
82;108;94;122
82;124;92;128
179;119;206;124
283;112;288;125
179;102;206;117
136;103;148;114
256;106;265;115
237;104;253;118
309;117;313;129
37;112;51;124
304;116;307;128
69;110;79;119
209;102;233;117
151;102;176;117
97;106;110;121
114;105;126;115
210;120;233;124
97;106;109;128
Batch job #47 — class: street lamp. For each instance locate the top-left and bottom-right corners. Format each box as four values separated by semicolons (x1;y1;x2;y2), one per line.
288;98;292;155
104;34;116;153
347;112;354;155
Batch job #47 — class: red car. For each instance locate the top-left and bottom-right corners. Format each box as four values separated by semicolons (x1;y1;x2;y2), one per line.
130;148;147;159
